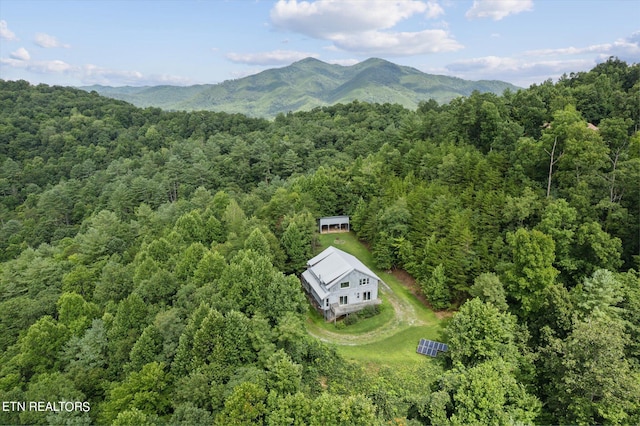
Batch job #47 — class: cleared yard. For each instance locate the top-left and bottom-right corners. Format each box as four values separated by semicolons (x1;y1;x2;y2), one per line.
304;232;447;367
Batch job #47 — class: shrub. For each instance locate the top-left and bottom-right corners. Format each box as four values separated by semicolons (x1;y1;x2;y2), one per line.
360;305;380;318
344;312;360;326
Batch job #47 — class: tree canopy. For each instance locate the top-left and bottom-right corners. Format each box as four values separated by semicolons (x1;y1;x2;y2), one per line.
1;58;639;424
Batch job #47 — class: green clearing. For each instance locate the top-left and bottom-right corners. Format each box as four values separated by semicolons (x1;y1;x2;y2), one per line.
305;232;445;367
338;326;442;366
306;297;395;335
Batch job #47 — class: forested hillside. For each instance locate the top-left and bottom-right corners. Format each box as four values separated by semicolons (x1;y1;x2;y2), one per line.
81;57;519;117
1;57;639;425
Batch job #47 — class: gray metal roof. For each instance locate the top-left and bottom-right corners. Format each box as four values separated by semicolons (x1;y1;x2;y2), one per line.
319;216;350;224
302;270;329;299
307;246;380;289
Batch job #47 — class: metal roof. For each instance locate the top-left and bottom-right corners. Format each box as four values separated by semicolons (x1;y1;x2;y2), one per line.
301;270;329;300
307;246;380;289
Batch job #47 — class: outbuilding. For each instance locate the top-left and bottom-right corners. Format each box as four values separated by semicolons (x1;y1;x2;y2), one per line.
318;216;350;233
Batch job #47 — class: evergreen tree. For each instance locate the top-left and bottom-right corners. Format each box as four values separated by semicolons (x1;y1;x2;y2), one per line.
281;219;313;274
421;264;450;310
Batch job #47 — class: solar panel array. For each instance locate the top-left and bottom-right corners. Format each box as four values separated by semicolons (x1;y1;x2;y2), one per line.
416;338;449;357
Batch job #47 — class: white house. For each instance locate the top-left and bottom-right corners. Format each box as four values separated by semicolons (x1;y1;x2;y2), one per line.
301;246;381;321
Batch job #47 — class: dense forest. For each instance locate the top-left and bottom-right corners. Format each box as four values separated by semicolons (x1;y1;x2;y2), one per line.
0;57;639;425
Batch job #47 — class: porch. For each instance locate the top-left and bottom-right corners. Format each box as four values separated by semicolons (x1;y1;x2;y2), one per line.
327;299;382;321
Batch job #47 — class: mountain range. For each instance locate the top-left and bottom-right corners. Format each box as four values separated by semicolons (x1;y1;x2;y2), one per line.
81;57;520;117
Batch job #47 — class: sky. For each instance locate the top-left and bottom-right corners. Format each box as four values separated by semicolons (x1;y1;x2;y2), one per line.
0;0;639;88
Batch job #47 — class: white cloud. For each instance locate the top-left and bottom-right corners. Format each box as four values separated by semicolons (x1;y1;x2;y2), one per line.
1;57;74;74
82;64;143;84
332;29;462;55
447;55;518;73
0;20;18;41
269;0;461;56
445;55;594;86
34;32;70;48
0;58;24;68
10;47;30;61
525;32;640;63
598;33;640;62
442;31;640;87
271;0;427;37
526;45;609;56
425;1;445;19
226;49;319;65
466;0;533;21
81;64;193;86
35;59;74;73
0;53;191;86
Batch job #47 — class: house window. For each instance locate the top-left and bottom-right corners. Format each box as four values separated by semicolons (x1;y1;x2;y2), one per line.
359;278;370;286
325;299;329;307
339;296;348;305
340;282;350;289
363;291;371;301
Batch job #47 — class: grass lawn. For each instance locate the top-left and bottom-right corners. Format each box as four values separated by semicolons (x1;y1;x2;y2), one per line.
307;296;395;335
339;326;441;366
304;232;446;367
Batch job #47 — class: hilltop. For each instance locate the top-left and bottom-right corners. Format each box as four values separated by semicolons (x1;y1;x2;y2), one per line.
81;57;519;117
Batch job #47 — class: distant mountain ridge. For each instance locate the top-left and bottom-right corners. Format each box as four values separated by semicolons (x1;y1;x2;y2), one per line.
81;57;520;117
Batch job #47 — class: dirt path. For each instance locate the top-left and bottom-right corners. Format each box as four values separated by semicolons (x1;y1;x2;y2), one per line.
306;277;426;346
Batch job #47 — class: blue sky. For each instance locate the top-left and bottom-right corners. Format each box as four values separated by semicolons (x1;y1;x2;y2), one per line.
1;0;638;88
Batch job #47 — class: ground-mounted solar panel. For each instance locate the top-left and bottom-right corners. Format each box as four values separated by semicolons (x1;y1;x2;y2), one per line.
435;342;448;352
416;339;448;357
416;340;431;356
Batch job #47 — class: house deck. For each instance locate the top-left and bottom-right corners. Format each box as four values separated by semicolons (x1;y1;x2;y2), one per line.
329;299;381;320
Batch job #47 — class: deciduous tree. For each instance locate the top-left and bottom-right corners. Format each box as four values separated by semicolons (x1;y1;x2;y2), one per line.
426;359;540;425
503;228;559;318
446;298;524;369
541;315;640;425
